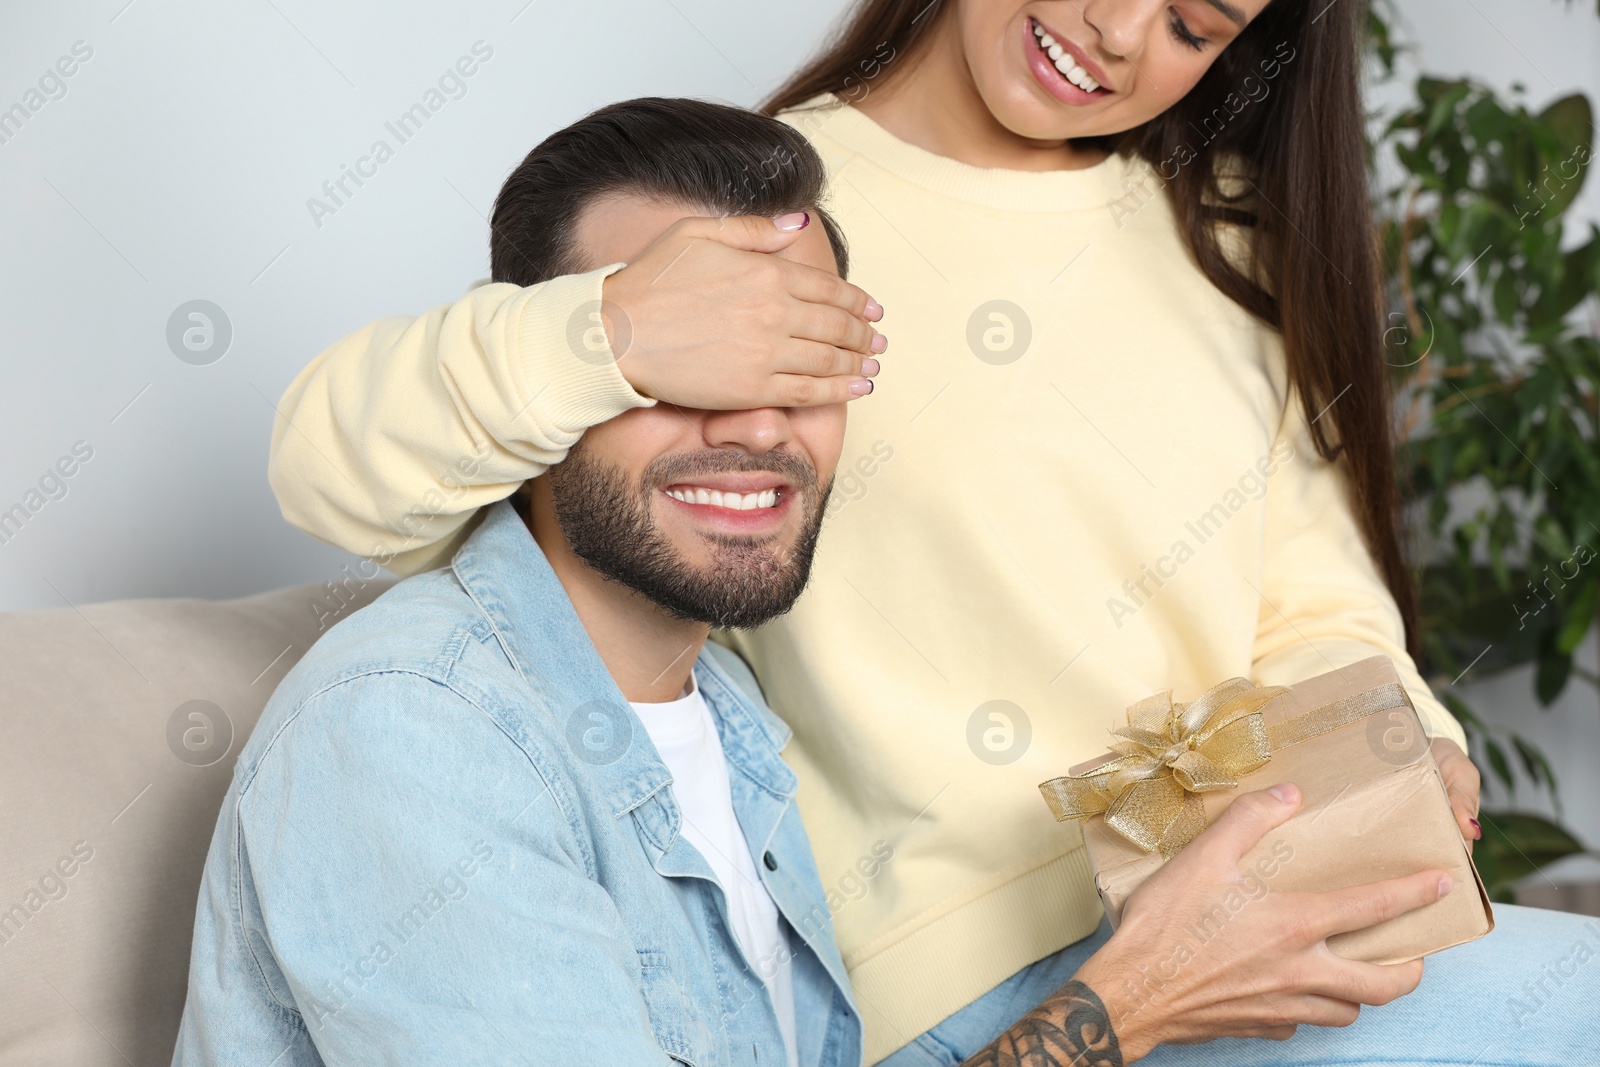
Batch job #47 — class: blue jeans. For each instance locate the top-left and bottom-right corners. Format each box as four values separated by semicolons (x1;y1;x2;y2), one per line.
879;904;1600;1066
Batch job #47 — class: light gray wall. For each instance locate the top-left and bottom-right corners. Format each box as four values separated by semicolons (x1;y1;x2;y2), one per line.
0;0;855;610
2;3;1596;864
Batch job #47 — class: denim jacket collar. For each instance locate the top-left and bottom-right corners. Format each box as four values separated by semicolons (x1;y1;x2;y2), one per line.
451;500;797;817
450;504;859;1012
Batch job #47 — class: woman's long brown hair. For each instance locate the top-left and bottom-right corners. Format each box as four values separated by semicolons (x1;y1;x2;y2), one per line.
762;0;1420;657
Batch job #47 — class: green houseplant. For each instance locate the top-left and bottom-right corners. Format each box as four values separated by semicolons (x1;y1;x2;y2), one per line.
1369;2;1600;899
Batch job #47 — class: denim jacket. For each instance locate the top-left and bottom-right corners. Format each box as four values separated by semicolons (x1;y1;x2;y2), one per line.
173;500;863;1067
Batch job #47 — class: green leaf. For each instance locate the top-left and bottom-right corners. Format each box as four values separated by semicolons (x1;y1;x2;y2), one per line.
1426;81;1474;137
1539;239;1600;323
1366;4;1402;77
1535;645;1572;705
1485;811;1586;856
1492;270;1523;324
1474;809;1590;900
1511;734;1563;813
1484;736;1515;789
1530;94;1594;218
1441;691;1486;733
1556;580;1598;653
1531;513;1571;561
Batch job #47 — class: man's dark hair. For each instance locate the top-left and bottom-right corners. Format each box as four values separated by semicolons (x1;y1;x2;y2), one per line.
490;96;848;285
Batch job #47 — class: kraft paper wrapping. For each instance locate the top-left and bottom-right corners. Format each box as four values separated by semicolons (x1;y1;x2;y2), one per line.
1063;656;1494;964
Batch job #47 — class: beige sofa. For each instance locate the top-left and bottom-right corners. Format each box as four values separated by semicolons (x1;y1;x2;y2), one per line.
0;579;391;1065
5;580;1591;1065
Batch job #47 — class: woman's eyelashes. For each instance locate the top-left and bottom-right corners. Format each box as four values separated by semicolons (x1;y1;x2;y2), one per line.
1168;10;1208;51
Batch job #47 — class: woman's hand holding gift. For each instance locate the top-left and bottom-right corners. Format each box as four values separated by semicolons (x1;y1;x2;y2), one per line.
1430;737;1482;851
1061;783;1453;1062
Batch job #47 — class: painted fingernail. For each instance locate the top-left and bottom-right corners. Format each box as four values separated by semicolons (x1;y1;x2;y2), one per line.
1267;783;1298;804
1437;875;1454;897
860;358;881;377
1469;817;1481;839
774;211;809;231
848;378;874;397
864;298;884;322
869;332;888;354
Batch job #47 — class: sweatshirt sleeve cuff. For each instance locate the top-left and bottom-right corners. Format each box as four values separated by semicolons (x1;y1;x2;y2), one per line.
1404;671;1470;753
507;262;655;433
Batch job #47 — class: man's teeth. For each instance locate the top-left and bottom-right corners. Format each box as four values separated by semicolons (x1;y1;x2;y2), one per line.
1032;21;1101;93
665;487;780;510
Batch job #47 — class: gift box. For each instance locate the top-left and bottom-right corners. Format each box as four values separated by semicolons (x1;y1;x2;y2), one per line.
1039;656;1493;964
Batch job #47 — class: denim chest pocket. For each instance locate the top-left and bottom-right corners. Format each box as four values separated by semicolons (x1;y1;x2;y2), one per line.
637;947;715;1066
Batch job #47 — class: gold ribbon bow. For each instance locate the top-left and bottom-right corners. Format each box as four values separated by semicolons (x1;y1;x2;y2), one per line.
1038;678;1288;857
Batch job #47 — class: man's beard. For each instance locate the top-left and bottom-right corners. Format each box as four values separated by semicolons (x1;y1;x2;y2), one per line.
546;443;830;630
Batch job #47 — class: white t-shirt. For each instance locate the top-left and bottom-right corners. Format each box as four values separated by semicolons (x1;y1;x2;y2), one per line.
630;677;798;1067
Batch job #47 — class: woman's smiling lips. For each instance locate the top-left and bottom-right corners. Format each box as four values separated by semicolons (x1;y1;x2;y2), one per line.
1023;15;1115;106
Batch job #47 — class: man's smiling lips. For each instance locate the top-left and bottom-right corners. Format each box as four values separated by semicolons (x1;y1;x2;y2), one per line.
658;472;797;533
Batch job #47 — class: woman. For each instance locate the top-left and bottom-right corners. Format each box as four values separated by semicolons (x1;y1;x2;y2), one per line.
267;1;1592;1063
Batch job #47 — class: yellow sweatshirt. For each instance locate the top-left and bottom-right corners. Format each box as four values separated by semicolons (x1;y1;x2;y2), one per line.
269;94;1466;1063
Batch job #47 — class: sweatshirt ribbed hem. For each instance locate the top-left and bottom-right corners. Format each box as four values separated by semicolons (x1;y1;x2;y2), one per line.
848;848;1103;1064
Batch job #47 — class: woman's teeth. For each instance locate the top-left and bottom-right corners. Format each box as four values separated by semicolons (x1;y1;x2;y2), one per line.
666;486;780;510
1032;20;1101;93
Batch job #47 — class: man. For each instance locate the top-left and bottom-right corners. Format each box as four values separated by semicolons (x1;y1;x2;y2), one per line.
175;98;1471;1067
174;98;860;1067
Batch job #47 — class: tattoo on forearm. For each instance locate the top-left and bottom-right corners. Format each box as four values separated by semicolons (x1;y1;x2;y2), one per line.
960;980;1123;1067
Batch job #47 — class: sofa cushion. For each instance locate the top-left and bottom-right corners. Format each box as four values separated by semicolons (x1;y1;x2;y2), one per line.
0;579;392;1066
